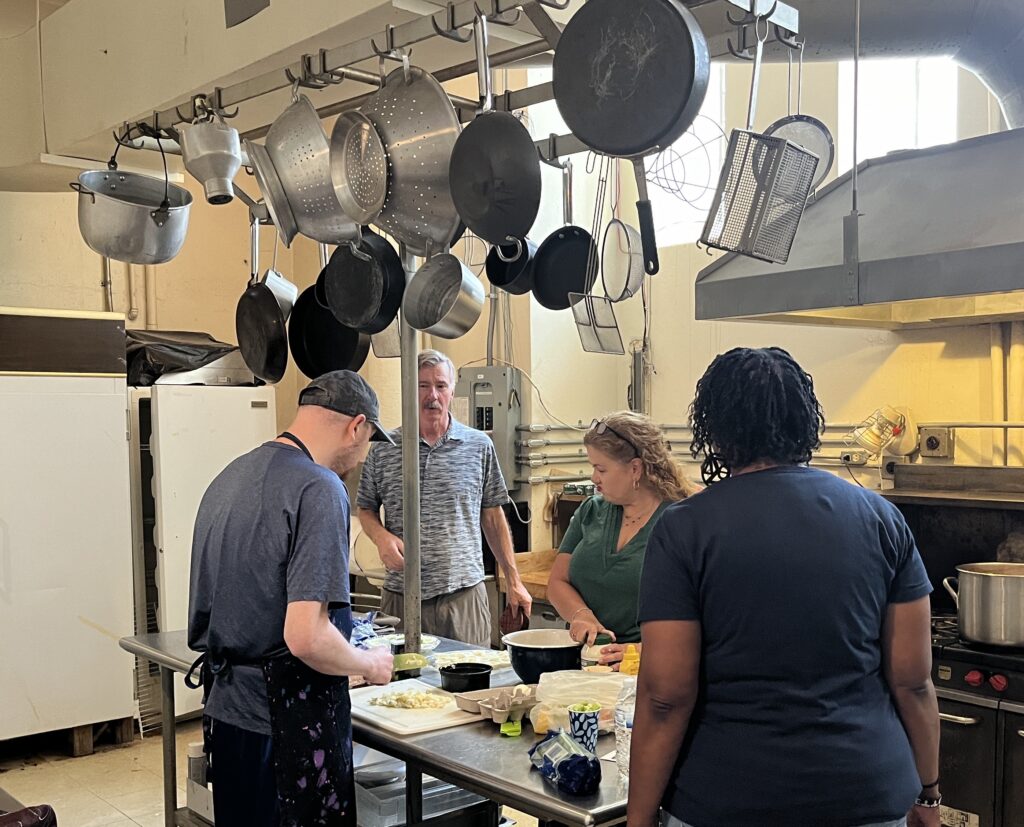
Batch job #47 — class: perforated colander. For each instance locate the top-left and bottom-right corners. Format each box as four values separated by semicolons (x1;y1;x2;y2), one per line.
330;111;388;225
266;91;359;245
361;66;462;257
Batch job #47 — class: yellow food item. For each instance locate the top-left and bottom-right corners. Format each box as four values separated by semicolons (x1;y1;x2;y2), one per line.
369;690;450;710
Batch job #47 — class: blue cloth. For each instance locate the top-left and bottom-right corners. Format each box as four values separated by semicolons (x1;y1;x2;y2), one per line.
208;716;280;827
638;465;932;827
189;442;353;735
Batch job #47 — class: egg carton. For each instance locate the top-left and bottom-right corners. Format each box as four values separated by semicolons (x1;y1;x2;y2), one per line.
454;685;538;725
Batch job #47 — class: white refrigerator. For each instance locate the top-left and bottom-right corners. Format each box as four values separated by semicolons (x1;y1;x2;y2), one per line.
129;384;277;721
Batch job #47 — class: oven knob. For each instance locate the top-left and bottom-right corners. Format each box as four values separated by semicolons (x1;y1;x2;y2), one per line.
965;670;985;687
989;674;1009;692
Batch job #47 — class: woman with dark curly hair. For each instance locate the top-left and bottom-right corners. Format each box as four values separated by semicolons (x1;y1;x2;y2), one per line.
627;348;940;827
546;412;700;667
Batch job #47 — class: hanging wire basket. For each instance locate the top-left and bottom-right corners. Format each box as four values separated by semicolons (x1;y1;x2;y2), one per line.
699;130;818;264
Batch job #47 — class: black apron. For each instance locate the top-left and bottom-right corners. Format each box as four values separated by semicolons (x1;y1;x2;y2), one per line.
189;431;357;827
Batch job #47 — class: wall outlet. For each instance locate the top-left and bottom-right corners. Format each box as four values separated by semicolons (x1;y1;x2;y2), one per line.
840;450;869;465
919;427;954;458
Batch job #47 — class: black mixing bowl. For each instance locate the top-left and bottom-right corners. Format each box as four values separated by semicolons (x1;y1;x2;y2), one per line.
501;629;582;684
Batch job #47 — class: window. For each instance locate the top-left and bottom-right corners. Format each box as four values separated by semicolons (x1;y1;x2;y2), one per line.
836;57;958;173
645;64;726;247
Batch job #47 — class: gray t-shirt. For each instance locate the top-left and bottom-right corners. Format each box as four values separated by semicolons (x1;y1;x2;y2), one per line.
356;418;508;600
188;441;352;736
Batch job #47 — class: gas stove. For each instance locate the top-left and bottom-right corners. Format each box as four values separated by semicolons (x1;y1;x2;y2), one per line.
931;613;1024;703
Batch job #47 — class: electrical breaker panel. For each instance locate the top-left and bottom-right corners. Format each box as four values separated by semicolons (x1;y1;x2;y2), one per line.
454;365;523;493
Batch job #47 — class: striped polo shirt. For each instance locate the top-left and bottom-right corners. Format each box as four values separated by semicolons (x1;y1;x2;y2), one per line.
356;417;509;600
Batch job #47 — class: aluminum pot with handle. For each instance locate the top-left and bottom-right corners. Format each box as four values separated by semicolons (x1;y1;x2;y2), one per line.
943;562;1024;647
403;254;484;339
72;169;192;265
552;0;710;276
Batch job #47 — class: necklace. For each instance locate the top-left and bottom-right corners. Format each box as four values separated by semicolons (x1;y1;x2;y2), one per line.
622;501;658;526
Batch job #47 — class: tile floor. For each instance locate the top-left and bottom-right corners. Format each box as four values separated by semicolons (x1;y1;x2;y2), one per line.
0;722;537;827
0;720;198;827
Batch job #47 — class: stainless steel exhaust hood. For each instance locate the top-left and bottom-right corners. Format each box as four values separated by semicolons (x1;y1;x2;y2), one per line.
695;127;1024;329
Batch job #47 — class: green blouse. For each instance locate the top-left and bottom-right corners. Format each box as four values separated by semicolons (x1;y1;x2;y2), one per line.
558;495;671;643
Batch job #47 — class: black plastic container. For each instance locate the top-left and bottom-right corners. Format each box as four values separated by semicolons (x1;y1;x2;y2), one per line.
439;663;493;692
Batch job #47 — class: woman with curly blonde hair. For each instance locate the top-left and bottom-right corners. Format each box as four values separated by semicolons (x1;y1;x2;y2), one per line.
547;411;700;668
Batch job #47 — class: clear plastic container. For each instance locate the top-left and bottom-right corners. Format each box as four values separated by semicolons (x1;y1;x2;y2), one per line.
614;676;636;783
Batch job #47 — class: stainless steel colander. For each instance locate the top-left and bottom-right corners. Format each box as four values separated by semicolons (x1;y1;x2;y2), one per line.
265;91;359;245
330;110;388;225
362;66;462;257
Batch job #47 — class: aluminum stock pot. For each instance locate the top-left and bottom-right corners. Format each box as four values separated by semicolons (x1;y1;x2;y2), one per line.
944;562;1024;647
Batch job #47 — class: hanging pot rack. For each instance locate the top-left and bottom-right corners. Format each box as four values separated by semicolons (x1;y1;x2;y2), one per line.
121;0;797;166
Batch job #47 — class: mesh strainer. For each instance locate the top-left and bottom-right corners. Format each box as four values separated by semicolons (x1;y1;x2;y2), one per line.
329;110;388;225
362;66;462;257
266;90;359;245
699;15;818;264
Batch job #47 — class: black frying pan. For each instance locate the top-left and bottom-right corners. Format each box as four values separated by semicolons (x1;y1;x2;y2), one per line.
288;286;370;379
530;228;594;311
325;229;404;334
449;14;541;247
235;283;288;383
552;0;710;275
450;112;541;246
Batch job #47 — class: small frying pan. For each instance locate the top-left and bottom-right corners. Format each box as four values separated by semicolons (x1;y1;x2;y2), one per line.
235;218;288;383
552;0;710;275
530;160;594;312
236;283;288;383
325;228;405;334
288;286;370;379
449;13;541;247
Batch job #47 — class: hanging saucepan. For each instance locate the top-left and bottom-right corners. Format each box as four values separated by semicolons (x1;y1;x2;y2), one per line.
531;160;594;312
552;0;710;276
403;254;484;339
236;219;288;383
448;13;542;247
325;228;405;334
485;237;537;296
288;286;370;378
361;63;462;257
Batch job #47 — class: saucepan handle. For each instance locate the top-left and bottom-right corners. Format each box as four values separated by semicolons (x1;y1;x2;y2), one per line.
632;158;659;275
942;576;959;608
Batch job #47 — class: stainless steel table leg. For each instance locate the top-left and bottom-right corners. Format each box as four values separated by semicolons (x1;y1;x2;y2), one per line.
161;665;177;827
406;762;423;825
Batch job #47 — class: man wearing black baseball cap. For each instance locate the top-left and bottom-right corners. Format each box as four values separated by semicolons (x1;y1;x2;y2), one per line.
189;370;393;827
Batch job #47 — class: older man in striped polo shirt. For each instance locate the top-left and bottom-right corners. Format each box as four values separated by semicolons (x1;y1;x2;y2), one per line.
356;349;532;646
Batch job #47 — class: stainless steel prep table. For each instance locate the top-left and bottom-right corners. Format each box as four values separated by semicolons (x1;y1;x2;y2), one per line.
119;631;626;827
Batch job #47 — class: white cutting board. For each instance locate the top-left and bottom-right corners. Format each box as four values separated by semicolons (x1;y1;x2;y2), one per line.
350;679;481;735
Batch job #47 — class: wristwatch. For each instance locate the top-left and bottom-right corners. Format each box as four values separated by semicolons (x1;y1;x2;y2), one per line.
915;791;942;808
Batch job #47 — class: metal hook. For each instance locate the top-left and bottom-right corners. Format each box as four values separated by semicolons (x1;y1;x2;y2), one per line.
490;8;522;26
495;236;523;263
535;0;570;8
773;23;802;50
539;132;567;169
727;22;755;60
431;2;473;42
370;24;397;58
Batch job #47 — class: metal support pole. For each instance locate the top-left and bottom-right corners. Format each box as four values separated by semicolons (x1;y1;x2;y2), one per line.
405;761;424;825
400;247;422;656
160;666;177;827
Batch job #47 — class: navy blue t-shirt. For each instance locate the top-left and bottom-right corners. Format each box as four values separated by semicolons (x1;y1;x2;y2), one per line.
638;465;932;827
188;442;353;736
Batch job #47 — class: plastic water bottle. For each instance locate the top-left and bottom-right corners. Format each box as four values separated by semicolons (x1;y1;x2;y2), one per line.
614;676;636;783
